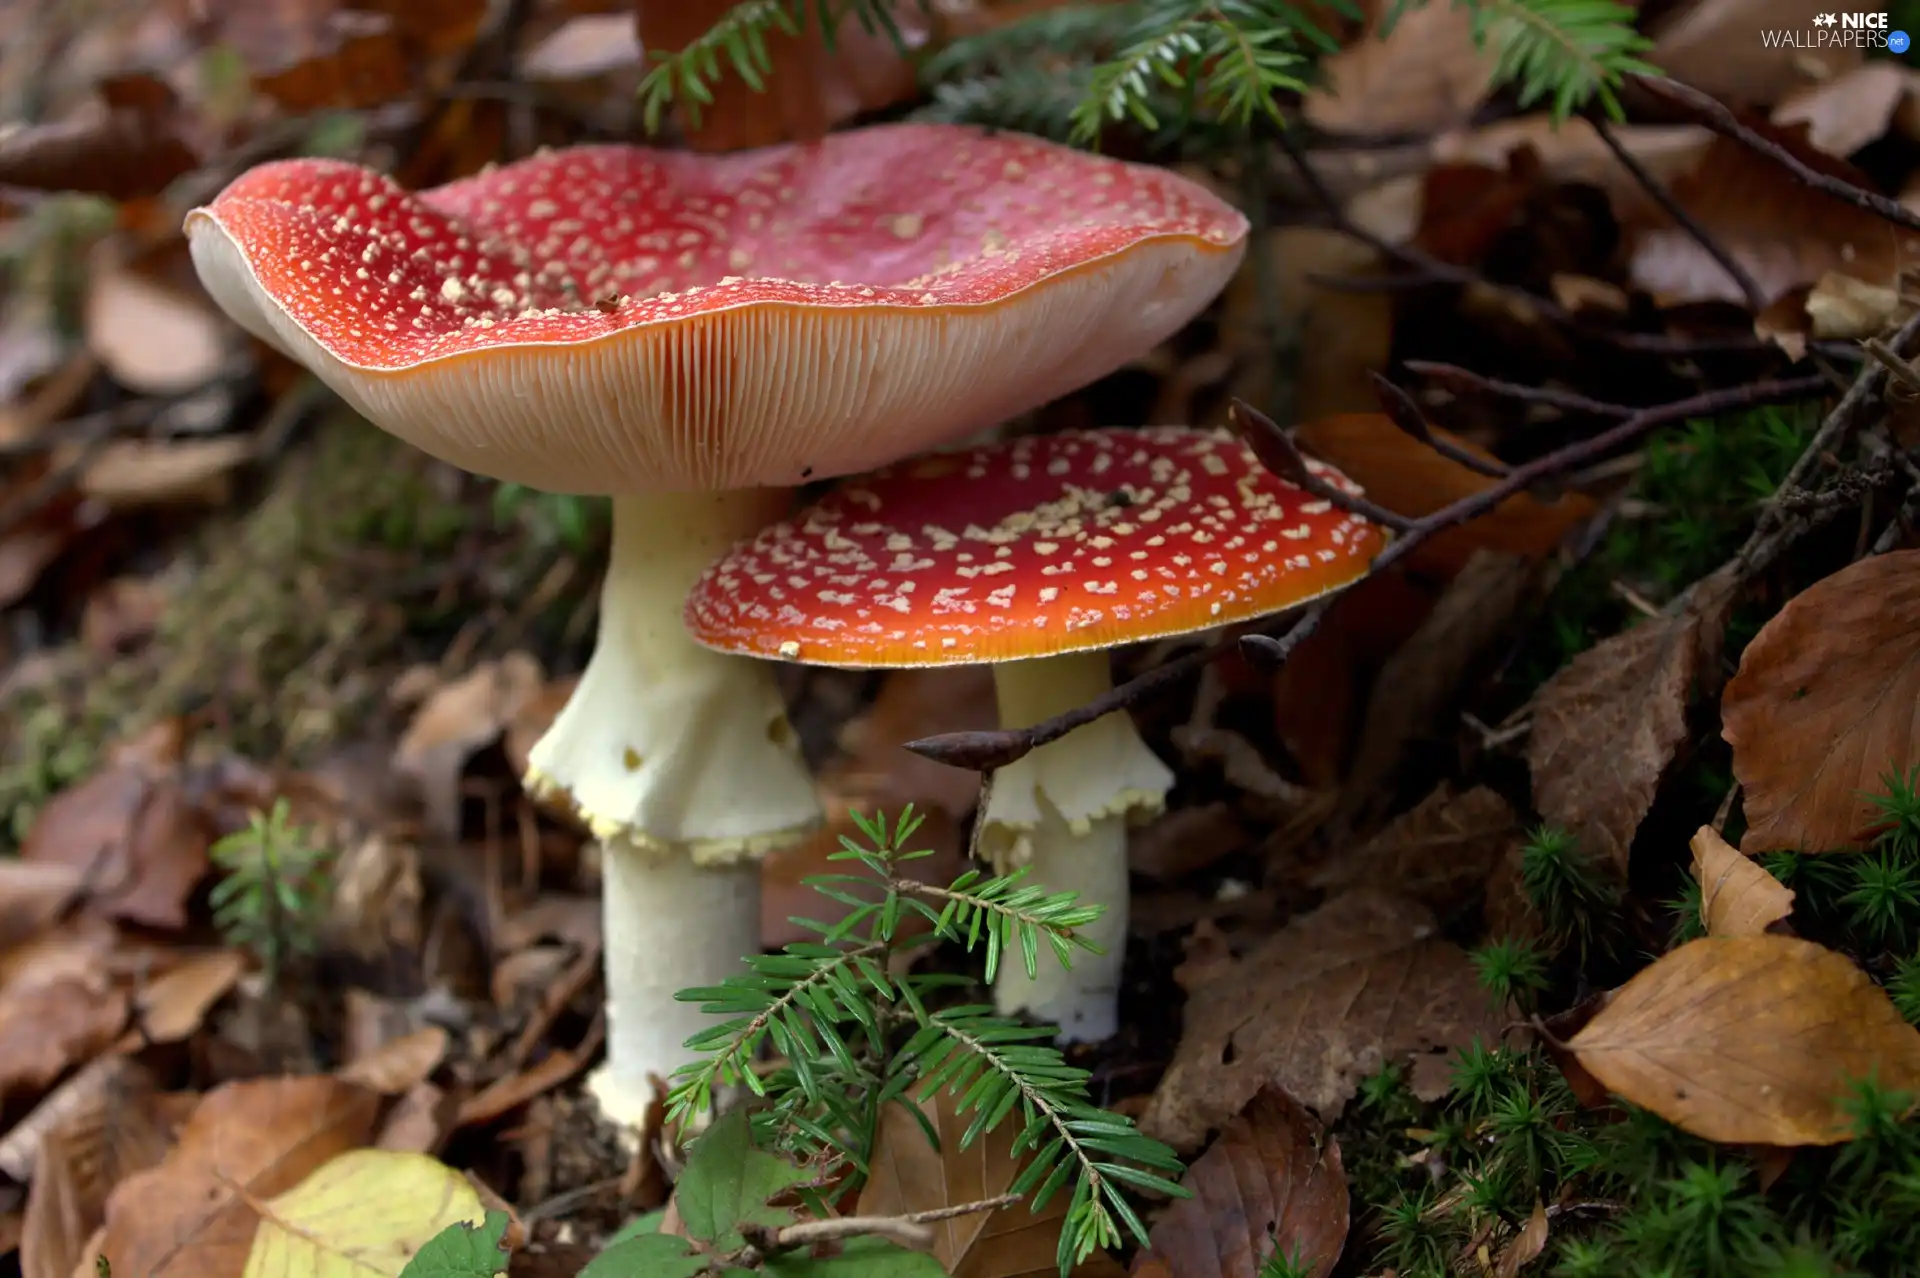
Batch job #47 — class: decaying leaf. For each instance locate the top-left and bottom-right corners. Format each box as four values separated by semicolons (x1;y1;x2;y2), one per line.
393;653;547;838
1303;0;1494;137
1296;414;1595;578
856;1085;1075;1278
1130;1086;1347;1278
85;256;231;396
1493;1201;1550;1278
1143;889;1501;1151
1691;826;1794;938
1568;935;1920;1145
1311;785;1520;918
1527;563;1742;873
0;74;202;200
243;1148;490;1277
1649;0;1856;105
1723;551;1920;853
97;1076;381;1278
1773;61;1915;160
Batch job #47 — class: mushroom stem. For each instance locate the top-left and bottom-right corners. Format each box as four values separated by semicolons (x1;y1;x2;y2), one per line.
981;652;1174;1042
524;488;822;1124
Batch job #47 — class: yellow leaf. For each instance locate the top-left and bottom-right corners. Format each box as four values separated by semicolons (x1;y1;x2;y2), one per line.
243;1149;487;1278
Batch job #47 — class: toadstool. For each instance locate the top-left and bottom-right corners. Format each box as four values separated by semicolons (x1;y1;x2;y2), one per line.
686;427;1388;1041
183;125;1248;1121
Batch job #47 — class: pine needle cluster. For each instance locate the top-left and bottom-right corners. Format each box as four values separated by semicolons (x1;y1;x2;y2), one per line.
665;808;1187;1274
636;0;1656;148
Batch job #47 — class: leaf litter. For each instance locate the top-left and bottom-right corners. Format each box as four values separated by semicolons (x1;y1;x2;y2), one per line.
11;0;1920;1273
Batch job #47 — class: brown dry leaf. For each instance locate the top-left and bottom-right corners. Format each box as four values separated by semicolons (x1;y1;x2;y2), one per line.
635;0;929;151
855;1085;1077;1278
521;13;644;80
126;950;245;1047
1129;1086;1347;1278
1773;61;1915;158
337;1027;450;1095
0;977;129;1105
1691;826;1794;938
1568;935;1920;1144
1311;785;1520;918
1527;563;1742;873
1338;551;1539;828
394;653;546;837
1724;551;1920;853
1303;0;1494;136
1649;0;1856;104
0;859;89;955
20;1059;183;1278
1142;889;1501;1150
1805;270;1909;340
74;436;256;509
84;257;229;396
0;74;201;200
1629;122;1917;307
1493;1202;1550;1278
1296;413;1595;578
97;1076;380;1278
197;0;415;111
1428;118;1711;228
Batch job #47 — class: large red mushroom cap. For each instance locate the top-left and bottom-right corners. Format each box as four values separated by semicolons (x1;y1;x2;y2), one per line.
685;426;1389;667
185;125;1248;493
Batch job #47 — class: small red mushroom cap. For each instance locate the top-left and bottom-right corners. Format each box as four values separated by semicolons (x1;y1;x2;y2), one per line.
685;426;1388;667
185;125;1248;493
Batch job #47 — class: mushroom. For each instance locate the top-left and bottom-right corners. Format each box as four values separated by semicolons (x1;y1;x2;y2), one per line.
686;427;1388;1041
182;126;1249;1121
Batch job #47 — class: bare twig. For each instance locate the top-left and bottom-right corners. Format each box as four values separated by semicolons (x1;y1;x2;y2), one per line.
1231;407;1414;530
1403;361;1637;420
905;375;1829;773
1588;113;1767;314
1863;337;1920;395
1630;74;1920;239
1368;371;1510;477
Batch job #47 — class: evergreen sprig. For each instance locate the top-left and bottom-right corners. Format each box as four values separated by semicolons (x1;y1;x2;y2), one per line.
664;807;1185;1275
636;0;1656;149
208;797;331;990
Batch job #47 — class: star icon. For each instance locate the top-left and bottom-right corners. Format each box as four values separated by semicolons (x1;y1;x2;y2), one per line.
1815;12;1837;25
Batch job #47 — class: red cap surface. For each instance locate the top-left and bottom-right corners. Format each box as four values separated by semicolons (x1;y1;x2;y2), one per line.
186;125;1248;493
686;427;1388;667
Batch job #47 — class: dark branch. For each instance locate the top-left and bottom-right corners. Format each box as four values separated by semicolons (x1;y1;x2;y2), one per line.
1402;361;1637;420
905;374;1831;772
1229;402;1415;530
1629;74;1920;239
1587;113;1768;315
1368;371;1510;477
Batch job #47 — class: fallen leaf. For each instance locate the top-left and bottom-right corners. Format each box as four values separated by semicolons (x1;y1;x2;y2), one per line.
0;859;89;954
1772;61;1914;159
0;977;129;1106
1142;889;1501;1150
856;1085;1076;1278
1303;0;1495;136
243;1148;490;1277
0;76;202;200
1295;414;1595;578
521;13;644;80
394;654;546;838
1628;121;1917;307
1493;1201;1550;1278
1527;563;1741;873
1805;269;1908;340
1311;785;1520;918
20;1059;183;1278
97;1076;381;1278
337;1027;450;1095
84;256;230;395
1568;935;1920;1144
1337;551;1539;829
75;436;257;509
1129;1086;1348;1278
20;740;212;930
1691;826;1794;937
126;950;246;1046
1723;551;1920;853
1649;0;1856;105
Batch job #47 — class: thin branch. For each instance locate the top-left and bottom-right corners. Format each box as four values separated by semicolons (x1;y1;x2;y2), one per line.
1403;360;1636;419
1630;74;1920;239
904;375;1830;772
1369;371;1510;477
1587;113;1767;314
1230;405;1415;530
1863;337;1920;395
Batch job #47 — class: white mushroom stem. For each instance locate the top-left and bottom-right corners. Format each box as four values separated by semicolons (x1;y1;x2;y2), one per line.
980;652;1174;1043
524;489;822;1127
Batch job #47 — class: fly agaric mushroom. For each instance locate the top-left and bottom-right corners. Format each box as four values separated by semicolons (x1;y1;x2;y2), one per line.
183;127;1249;1121
686;427;1388;1040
